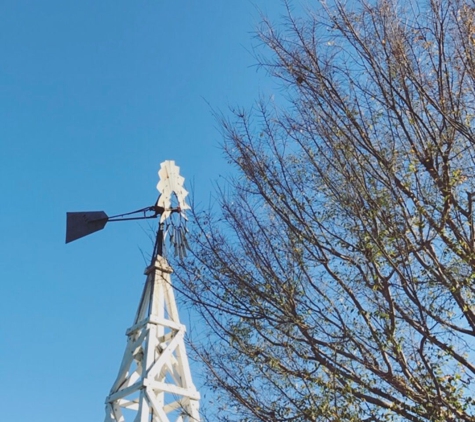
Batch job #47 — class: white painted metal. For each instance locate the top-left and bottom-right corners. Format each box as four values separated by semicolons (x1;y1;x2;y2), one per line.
105;256;201;422
156;160;191;223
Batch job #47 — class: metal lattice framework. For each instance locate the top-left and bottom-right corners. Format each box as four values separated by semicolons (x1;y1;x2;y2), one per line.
104;161;200;422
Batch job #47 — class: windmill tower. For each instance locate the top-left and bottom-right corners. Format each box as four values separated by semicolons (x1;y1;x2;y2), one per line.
66;161;201;422
104;161;200;422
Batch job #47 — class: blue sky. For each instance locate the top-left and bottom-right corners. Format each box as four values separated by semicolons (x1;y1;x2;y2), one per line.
0;1;287;420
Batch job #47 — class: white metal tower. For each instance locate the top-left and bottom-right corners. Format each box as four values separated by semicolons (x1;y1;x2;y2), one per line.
104;161;201;422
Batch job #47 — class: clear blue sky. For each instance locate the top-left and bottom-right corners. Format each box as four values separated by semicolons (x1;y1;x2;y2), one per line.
0;1;286;420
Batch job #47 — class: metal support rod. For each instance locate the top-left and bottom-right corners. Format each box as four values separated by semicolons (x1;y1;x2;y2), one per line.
108;206;156;219
108;216;157;223
151;223;165;262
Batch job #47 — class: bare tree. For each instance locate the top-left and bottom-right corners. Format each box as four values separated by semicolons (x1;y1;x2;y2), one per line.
177;0;475;420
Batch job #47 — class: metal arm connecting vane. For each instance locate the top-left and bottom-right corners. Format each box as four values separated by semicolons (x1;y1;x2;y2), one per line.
66;205;182;243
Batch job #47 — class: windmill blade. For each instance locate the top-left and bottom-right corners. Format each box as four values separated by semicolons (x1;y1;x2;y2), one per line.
66;211;109;243
182;228;191;251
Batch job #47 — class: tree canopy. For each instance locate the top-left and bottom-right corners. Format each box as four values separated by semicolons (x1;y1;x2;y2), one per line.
177;0;475;420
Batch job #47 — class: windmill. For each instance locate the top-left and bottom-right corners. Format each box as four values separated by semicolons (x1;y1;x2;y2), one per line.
66;161;201;422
